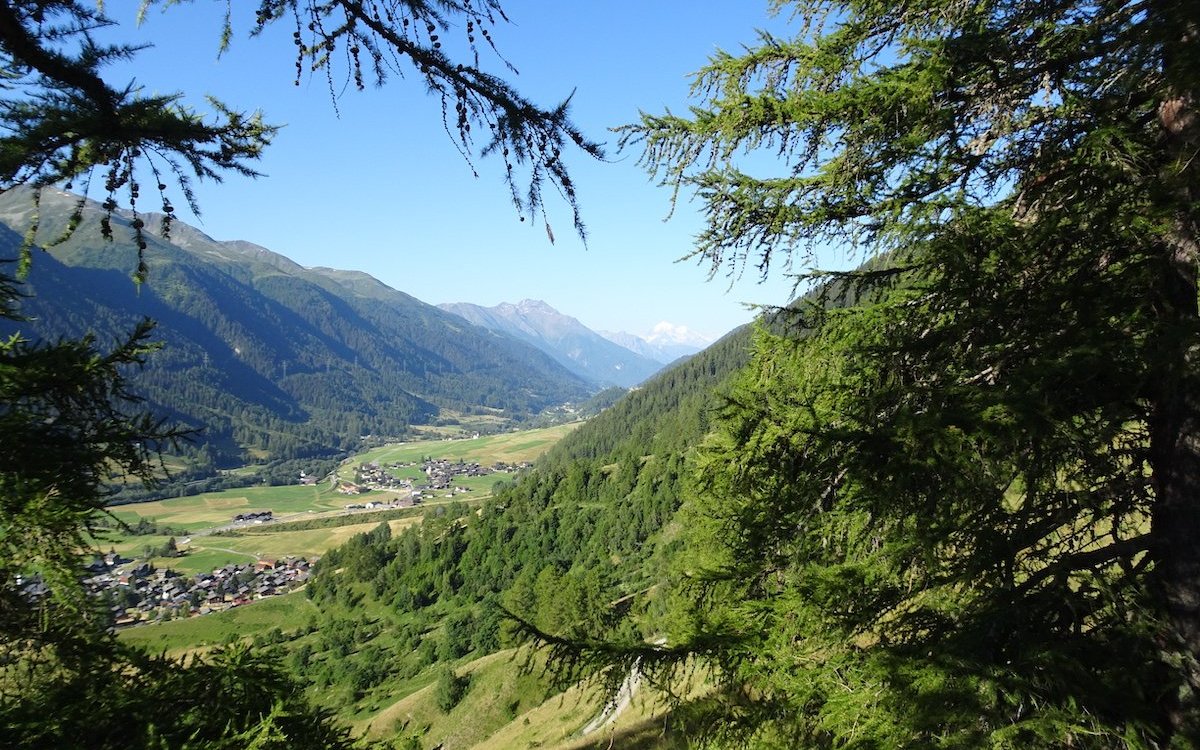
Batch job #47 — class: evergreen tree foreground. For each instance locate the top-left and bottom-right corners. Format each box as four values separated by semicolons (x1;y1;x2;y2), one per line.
532;0;1200;746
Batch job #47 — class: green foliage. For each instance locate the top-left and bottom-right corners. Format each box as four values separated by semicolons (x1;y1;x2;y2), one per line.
144;535;180;559
655;303;1166;746
589;0;1200;746
433;664;470;713
439;609;474;660
1;638;355;749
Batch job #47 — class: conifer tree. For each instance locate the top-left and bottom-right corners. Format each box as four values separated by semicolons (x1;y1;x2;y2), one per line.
0;288;361;748
534;1;1200;745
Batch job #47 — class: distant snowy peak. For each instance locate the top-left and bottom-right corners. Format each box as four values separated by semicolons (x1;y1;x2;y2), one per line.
513;299;558;315
645;321;713;348
438;299;664;388
599;322;714;365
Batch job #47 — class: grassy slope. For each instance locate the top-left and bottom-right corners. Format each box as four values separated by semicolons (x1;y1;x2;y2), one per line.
136;516;423;574
106;484;344;528
195;517;422;561
118;591;320;656
358;649;601;750
354;647;703;750
341;423;581;477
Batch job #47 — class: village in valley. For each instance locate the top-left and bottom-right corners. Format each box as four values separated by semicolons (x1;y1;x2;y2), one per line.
76;553;315;627
335;456;531;505
68;454;538;629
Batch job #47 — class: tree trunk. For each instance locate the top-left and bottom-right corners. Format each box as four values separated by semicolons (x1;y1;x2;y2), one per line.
1149;264;1200;739
1151;77;1200;737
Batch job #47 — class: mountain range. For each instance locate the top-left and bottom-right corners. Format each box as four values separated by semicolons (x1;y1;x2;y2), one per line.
0;189;598;472
597;322;708;365
437;299;666;388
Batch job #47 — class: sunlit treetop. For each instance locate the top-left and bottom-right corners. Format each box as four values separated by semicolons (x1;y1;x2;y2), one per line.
620;0;1196;282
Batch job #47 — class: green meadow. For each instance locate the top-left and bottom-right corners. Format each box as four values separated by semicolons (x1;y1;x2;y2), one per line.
106;424;578;538
118;591;319;655
106;484;343;529
194;517;422;566
341;422;580;479
98;516;424;575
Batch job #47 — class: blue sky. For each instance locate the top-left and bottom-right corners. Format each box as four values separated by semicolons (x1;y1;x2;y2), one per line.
94;1;848;340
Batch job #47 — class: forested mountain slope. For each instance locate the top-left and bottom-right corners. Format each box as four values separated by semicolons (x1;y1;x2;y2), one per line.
0;189;593;472
285;320;757;729
462;321;754;611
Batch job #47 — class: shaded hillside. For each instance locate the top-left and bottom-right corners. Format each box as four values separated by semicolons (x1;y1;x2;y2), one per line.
0;189;593;473
440;299;664;388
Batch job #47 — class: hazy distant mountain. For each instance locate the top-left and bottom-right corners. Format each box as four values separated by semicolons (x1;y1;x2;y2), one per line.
438;299;664;388
599;322;713;364
0;189;593;468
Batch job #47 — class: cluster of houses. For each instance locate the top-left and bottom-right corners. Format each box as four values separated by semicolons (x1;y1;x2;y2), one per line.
80;551;314;627
354;461;410;490
338;457;486;497
420;458;492;491
332;456;536;502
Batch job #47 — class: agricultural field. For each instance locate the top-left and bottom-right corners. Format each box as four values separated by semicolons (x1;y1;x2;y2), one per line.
341;422;580;480
181;516;423;572
96;424;576;604
106;484;345;530
99;515;427;575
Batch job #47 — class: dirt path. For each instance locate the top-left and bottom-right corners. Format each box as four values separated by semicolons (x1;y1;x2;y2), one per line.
579;668;641;736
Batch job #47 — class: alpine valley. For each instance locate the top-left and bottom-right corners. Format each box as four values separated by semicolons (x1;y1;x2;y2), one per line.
0;187;764;748
0;189;685;498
